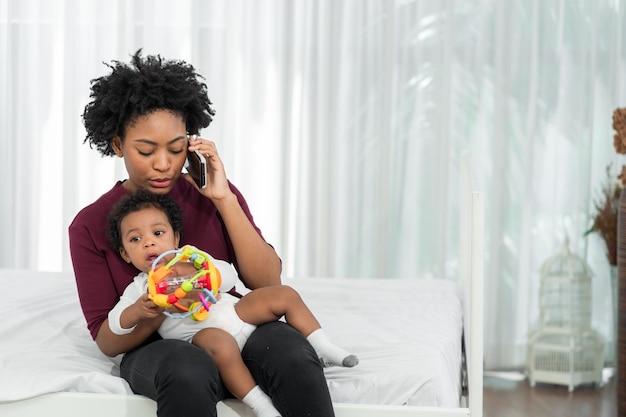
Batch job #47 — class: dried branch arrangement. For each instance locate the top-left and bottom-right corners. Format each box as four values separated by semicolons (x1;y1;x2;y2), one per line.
586;108;626;266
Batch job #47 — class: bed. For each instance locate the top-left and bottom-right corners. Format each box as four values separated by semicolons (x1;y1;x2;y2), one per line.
0;154;484;417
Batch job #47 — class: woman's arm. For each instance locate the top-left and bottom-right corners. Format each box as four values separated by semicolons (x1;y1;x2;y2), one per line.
101;284;167;357
186;137;282;289
96;315;165;357
213;193;282;289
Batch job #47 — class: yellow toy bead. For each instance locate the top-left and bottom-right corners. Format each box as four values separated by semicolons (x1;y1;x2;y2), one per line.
152;293;171;308
191;308;209;322
191;309;209;321
188;302;208;321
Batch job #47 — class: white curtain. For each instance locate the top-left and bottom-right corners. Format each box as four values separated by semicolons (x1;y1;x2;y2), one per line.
2;0;625;370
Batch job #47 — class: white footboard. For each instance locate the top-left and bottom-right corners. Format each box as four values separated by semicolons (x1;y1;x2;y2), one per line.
460;151;484;417
0;393;473;417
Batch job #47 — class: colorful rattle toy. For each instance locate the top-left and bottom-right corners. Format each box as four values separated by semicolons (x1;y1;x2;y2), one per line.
147;245;222;321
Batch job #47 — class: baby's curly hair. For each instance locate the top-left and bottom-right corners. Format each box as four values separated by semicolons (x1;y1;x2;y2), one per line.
83;49;216;156
107;188;184;252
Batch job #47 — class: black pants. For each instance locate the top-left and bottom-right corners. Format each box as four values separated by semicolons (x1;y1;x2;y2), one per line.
120;321;335;417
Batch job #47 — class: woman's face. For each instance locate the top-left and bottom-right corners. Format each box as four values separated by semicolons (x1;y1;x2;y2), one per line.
112;110;188;194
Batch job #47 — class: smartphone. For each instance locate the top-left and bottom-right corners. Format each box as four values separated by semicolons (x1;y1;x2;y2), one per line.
185;135;207;189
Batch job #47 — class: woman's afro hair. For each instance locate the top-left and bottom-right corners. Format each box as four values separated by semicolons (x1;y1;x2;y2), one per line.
107;188;184;252
83;49;216;156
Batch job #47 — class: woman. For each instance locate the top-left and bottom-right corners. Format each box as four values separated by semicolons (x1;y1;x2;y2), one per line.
69;50;334;417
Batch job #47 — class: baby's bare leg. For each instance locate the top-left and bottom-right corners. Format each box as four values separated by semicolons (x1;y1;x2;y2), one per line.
192;328;282;416
192;328;255;399
235;285;359;368
234;285;320;336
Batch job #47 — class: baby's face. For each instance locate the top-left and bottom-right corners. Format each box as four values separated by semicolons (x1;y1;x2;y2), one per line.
119;206;179;272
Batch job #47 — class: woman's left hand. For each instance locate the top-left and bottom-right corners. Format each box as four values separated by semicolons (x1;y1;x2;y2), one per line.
185;136;235;202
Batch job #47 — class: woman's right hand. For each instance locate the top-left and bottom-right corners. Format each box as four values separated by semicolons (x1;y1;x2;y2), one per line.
184;136;235;202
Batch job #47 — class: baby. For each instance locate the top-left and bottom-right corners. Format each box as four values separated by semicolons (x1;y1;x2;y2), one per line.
107;189;358;417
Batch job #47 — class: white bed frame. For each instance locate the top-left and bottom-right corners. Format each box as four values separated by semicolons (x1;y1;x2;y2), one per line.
0;153;484;417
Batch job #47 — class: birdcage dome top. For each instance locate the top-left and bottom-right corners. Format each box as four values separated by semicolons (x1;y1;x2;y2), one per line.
539;238;593;280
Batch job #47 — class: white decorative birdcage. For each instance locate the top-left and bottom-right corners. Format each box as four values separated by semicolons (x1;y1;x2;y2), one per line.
527;239;604;391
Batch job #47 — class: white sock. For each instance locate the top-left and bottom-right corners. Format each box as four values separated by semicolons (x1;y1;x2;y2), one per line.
307;328;359;367
241;385;281;417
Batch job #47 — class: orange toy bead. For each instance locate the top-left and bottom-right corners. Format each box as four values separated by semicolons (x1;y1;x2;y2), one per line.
174;287;187;299
151;266;172;283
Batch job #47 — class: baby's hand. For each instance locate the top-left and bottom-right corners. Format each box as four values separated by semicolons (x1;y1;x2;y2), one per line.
134;293;164;319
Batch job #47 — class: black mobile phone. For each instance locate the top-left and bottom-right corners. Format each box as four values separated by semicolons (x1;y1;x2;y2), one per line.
185;135;207;189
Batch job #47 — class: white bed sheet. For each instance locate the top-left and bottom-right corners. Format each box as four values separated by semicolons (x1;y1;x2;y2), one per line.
286;276;463;407
0;269;463;408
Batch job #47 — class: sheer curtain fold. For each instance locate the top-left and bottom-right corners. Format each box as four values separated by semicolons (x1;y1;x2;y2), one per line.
2;0;626;369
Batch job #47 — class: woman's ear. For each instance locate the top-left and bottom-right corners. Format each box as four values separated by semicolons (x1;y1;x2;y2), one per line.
112;136;123;157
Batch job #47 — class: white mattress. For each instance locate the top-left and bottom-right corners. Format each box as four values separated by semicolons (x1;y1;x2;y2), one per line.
0;269;463;408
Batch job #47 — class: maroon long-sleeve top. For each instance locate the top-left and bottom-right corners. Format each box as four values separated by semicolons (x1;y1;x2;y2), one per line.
68;179;266;340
